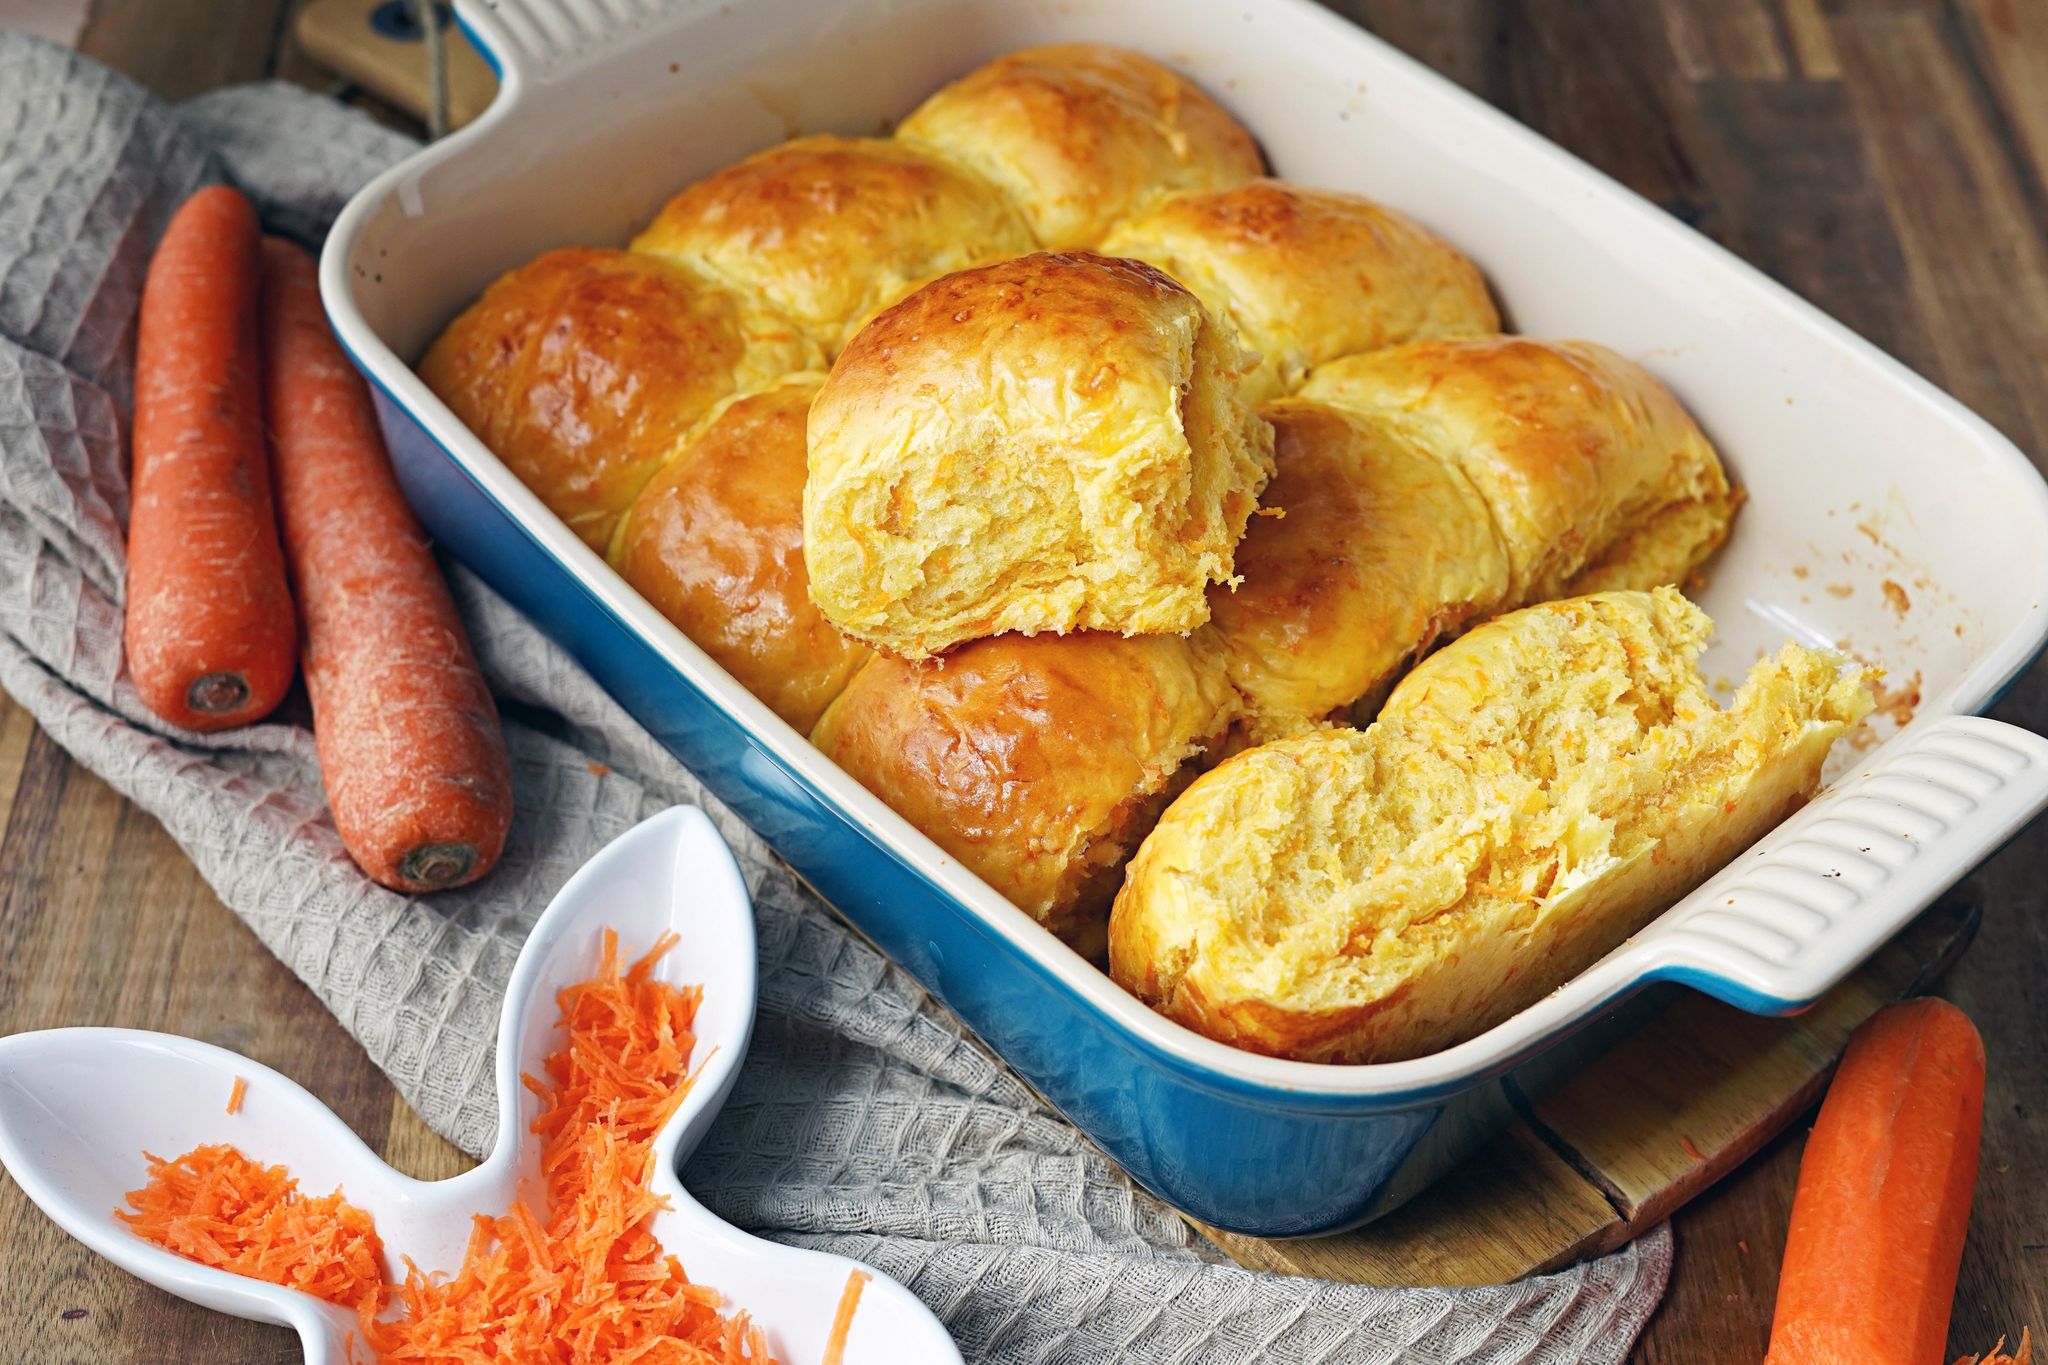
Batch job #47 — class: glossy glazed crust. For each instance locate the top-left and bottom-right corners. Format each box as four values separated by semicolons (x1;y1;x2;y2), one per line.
809;630;1234;939
1297;337;1738;605
631;135;1038;354
1111;589;1873;1063
1101;180;1500;403
897;43;1265;249
1204;398;1510;743
417;248;819;550
609;376;871;733
803;251;1274;659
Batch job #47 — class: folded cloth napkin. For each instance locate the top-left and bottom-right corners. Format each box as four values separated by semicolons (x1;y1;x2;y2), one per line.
0;32;1670;1362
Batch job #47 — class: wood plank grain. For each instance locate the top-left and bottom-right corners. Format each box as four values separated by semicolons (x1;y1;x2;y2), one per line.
1775;0;1842;80
1829;6;2048;450
1669;73;1939;374
1201;1122;1621;1289
1956;0;2048;205
1660;0;1792;82
1482;2;1711;226
1632;1124;1803;1365
75;0;293;102
1526;900;1974;1237
0;694;37;836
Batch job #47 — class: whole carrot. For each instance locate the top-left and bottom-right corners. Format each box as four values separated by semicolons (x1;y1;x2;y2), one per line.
259;238;512;892
1766;997;1986;1365
124;185;297;730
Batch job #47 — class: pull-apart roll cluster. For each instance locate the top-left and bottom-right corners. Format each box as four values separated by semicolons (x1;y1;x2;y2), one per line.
424;43;1867;1062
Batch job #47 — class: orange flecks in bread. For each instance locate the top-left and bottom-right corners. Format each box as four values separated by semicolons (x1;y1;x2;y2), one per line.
117;1145;386;1315
122;930;796;1364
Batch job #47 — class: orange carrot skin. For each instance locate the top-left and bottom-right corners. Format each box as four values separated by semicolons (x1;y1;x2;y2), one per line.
124;186;297;731
1766;997;1986;1365
259;238;512;892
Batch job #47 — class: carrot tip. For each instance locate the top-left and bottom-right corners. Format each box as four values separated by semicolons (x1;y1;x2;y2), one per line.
398;842;479;890
186;672;251;715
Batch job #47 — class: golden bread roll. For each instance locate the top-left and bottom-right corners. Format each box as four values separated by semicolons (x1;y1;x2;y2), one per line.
419;248;819;550
810;630;1235;941
804;251;1274;659
1100;180;1500;403
1297;338;1737;604
1111;588;1873;1063
896;43;1264;249
630;135;1038;353
1205;397;1510;743
609;376;871;732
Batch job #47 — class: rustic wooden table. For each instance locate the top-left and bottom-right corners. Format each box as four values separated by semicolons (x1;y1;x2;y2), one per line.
2;1;2043;1360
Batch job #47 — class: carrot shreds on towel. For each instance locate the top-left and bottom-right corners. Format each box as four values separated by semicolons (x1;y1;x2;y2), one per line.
118;1144;385;1314
227;1076;248;1115
123;929;804;1364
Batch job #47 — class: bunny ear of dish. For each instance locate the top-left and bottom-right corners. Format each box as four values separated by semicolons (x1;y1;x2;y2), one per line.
0;807;962;1365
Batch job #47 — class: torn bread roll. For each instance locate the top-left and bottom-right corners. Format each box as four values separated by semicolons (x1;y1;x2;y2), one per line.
1112;588;1873;1064
804;251;1274;660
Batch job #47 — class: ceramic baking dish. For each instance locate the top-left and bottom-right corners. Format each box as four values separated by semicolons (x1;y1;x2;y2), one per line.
321;0;2048;1238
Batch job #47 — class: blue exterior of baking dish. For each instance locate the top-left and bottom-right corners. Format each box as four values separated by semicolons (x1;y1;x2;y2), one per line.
322;0;2048;1239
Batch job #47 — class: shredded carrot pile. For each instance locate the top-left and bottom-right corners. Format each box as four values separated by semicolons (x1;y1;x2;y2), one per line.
364;928;768;1363
122;929;804;1364
118;1144;385;1314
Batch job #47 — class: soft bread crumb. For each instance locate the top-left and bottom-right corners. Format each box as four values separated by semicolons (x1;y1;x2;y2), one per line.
804;252;1274;659
1110;588;1875;1063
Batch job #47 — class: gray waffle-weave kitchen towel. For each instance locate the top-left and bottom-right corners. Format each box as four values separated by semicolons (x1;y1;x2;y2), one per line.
0;32;1672;1362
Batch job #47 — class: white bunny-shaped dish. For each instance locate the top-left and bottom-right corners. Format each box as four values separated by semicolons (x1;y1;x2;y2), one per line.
0;806;962;1365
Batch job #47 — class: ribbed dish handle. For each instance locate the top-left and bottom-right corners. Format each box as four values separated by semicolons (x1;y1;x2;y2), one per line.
1640;714;2048;1013
455;0;682;86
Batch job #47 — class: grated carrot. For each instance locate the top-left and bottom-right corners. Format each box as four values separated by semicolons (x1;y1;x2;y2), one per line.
1955;1330;2033;1365
118;1144;385;1315
121;928;824;1363
821;1270;868;1365
227;1075;248;1116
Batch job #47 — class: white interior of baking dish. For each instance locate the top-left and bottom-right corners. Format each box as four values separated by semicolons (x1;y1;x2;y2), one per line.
322;0;2048;1099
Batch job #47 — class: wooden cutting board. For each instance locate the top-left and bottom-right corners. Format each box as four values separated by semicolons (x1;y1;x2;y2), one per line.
1195;898;1977;1286
294;0;498;129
